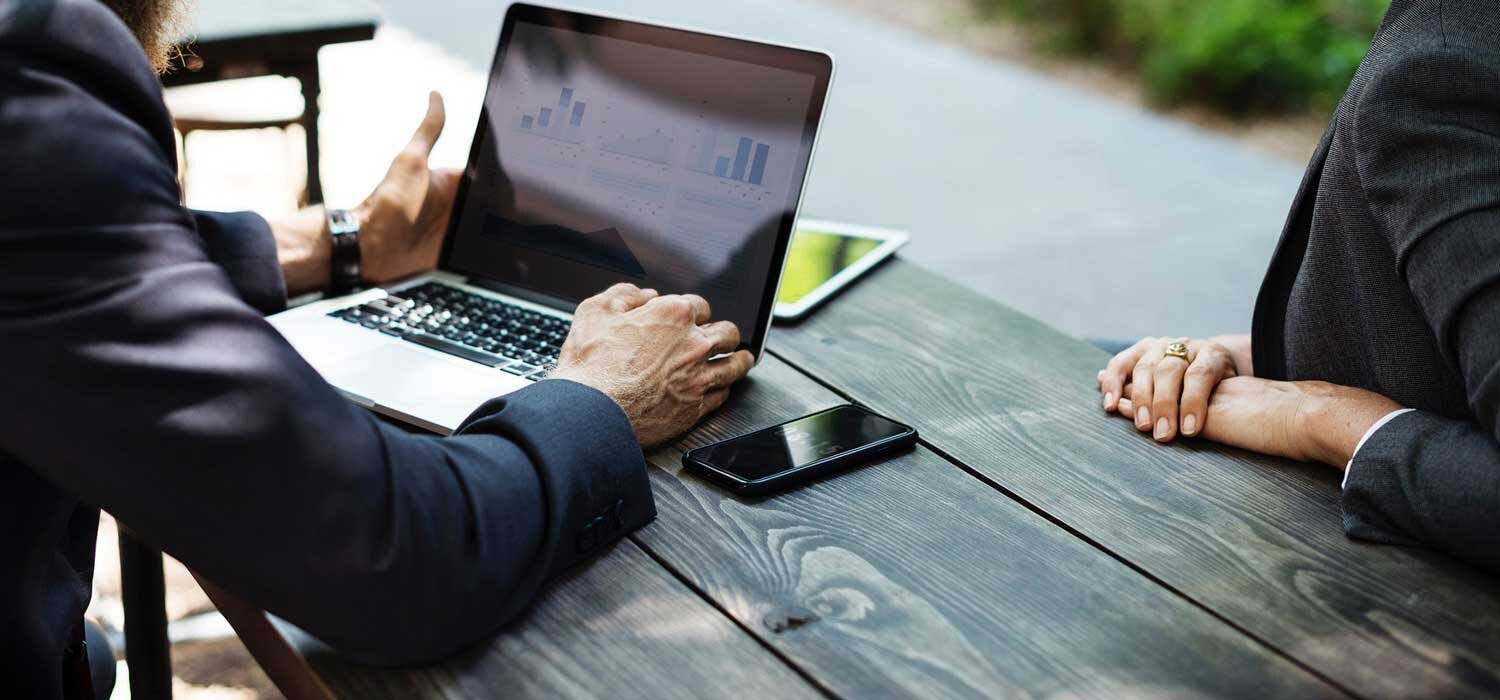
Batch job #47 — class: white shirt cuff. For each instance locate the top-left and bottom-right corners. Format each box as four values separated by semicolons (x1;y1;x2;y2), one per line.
1342;408;1415;489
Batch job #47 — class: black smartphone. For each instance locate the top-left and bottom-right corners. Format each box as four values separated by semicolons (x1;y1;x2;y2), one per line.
682;405;917;496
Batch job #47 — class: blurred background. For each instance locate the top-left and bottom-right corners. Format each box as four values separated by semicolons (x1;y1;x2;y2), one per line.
100;0;1390;696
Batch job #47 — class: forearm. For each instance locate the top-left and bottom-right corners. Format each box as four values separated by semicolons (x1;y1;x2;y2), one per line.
272;204;333;297
1297;381;1404;470
4;216;650;662
1341;410;1500;574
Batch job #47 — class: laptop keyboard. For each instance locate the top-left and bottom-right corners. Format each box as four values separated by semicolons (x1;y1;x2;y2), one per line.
328;282;569;380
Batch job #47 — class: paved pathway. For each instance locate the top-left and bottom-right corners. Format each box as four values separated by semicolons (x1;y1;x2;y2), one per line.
357;0;1310;340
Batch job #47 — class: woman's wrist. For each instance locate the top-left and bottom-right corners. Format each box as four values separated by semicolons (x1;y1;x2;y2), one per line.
1295;381;1403;469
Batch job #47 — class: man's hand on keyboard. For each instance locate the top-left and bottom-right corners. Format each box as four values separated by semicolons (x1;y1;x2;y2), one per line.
550;283;754;448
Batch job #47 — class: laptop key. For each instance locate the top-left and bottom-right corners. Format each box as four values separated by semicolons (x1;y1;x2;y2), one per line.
502;362;538;376
408;334;509;368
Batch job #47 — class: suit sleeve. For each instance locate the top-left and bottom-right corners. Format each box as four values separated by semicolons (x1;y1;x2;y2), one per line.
191;210;288;315
0;15;654;665
1345;43;1500;573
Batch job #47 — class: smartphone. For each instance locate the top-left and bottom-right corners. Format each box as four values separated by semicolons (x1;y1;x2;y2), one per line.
683;405;917;496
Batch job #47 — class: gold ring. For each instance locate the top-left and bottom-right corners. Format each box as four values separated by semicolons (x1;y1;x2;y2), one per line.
1164;342;1190;361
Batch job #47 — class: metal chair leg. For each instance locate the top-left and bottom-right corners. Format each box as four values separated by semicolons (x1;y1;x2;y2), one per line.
118;527;173;700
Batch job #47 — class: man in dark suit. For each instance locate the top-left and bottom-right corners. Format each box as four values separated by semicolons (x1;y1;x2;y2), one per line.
1096;0;1498;575
0;0;755;696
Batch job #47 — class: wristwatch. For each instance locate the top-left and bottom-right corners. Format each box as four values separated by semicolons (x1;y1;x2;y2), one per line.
327;208;362;296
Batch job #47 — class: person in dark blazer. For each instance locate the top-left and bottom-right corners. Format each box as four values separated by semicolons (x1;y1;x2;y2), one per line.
1096;0;1498;575
0;0;755;697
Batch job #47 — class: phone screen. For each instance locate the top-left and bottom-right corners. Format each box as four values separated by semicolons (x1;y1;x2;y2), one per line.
690;405;912;482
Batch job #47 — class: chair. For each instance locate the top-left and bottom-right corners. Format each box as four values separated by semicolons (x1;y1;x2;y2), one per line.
164;76;309;207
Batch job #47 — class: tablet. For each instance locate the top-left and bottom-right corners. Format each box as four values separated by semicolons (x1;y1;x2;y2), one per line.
773;219;910;322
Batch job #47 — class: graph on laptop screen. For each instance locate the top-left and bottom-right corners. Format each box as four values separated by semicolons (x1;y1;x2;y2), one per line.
446;20;819;337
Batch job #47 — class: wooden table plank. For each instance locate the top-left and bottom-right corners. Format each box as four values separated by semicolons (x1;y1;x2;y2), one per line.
289;539;820;699
769;259;1500;698
629;357;1342;698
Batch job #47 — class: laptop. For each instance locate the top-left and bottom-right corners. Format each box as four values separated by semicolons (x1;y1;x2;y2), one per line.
268;3;834;435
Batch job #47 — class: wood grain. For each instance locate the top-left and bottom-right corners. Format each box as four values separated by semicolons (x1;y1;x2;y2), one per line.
631;357;1341;698
289;539;820;699
770;259;1500;698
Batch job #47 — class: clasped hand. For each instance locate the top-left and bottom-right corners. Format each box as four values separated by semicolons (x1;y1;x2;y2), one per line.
1097;335;1400;469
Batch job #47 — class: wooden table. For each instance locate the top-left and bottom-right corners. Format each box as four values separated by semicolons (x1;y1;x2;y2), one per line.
162;0;380;204
210;259;1500;698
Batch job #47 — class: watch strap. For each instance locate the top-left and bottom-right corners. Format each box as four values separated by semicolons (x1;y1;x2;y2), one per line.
327;208;362;296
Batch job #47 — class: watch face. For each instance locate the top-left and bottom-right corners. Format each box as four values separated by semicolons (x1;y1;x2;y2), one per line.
329;209;361;236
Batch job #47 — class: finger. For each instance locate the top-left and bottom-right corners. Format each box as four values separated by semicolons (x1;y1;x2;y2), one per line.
705;350;754;390
587;283;647;314
699;386;731;416
682;294;711;325
1101;339;1149;413
432;167;463;195
1117;396;1134;416
1150;350;1191;442
699;320;742;357
1179;344;1229;437
1130;344;1160;431
404;91;447;160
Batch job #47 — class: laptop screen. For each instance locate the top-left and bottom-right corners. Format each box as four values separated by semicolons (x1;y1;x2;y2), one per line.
442;5;833;348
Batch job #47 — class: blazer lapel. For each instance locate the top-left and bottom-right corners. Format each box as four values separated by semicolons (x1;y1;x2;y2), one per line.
1250;117;1336;381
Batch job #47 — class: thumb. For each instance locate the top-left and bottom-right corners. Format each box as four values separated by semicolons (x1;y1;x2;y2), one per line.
403;91;446;159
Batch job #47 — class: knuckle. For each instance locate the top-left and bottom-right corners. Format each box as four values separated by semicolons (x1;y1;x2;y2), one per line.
1185;363;1216;379
396;148;423;166
691;334;715;356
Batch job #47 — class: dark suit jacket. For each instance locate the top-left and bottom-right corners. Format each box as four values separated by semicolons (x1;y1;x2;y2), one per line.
1253;0;1499;574
0;0;655;695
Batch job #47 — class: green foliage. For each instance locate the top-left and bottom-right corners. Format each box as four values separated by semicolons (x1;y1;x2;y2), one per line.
976;0;1389;113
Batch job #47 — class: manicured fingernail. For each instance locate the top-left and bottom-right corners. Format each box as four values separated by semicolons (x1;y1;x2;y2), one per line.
1155;417;1170;439
1182;414;1197;435
1137;406;1150;427
1104;392;1114;409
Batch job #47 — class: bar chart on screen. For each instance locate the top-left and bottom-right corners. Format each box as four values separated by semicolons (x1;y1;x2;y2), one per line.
688;123;773;188
515;86;590;145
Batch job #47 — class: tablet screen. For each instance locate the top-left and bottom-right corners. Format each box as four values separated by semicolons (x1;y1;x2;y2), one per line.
777;227;886;305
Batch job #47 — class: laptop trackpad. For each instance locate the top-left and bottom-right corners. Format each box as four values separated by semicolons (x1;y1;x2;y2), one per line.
331;344;532;433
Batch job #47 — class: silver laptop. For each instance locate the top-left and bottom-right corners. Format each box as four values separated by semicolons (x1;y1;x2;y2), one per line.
269;3;834;434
